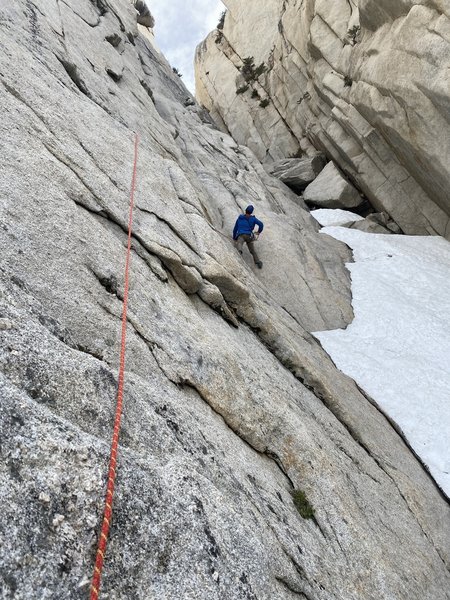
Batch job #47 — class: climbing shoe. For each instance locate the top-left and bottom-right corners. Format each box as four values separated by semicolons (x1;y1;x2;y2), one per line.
256;261;263;269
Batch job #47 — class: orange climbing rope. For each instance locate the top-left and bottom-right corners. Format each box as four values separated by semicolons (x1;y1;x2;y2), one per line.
90;133;139;600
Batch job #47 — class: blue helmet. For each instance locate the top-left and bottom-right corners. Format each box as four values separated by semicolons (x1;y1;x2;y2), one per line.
245;205;254;214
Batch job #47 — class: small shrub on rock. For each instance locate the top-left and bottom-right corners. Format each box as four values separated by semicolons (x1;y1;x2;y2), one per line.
240;57;267;82
348;24;360;44
259;98;270;108
241;56;256;82
236;85;249;95
217;10;226;30
254;62;267;78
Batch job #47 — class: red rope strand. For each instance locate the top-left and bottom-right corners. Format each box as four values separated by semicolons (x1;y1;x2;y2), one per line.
90;133;139;600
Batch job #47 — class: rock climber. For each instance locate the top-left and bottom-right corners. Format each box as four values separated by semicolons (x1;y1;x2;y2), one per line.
233;205;264;268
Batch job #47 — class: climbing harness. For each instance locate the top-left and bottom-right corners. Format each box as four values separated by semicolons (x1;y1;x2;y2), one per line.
90;133;139;600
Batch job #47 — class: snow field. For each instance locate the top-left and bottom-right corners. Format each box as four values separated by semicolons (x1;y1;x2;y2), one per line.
314;226;450;496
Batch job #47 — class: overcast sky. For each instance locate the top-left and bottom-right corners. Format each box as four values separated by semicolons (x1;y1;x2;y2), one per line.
149;0;226;95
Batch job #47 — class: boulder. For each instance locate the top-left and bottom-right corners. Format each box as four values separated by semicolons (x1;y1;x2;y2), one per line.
345;219;393;234
134;0;154;28
304;162;363;209
339;211;402;234
366;211;403;233
267;153;326;190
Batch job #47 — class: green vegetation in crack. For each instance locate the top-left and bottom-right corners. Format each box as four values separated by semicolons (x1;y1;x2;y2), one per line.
291;490;315;519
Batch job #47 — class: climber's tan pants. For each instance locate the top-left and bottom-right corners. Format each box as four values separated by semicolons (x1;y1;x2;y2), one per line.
236;234;260;264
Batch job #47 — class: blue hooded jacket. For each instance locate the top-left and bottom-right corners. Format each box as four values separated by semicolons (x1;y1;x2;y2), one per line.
233;214;264;240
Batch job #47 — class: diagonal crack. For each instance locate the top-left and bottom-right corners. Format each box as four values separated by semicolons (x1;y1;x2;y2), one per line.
366;449;450;571
275;576;314;599
59;0;101;28
242;474;321;597
32;305;110;367
78;140;125;192
0;78;57;135
137;206;200;257
41;140;109;212
177;380;300;493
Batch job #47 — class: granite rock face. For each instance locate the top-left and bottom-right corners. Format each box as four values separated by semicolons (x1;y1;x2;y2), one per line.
1;1;450;599
268;153;326;191
195;0;450;238
303;162;363;209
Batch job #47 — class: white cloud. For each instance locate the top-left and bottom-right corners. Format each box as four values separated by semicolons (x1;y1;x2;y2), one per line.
149;0;225;94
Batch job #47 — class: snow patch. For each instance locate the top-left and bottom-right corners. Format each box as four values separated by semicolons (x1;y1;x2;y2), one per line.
311;209;364;227
314;227;450;496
